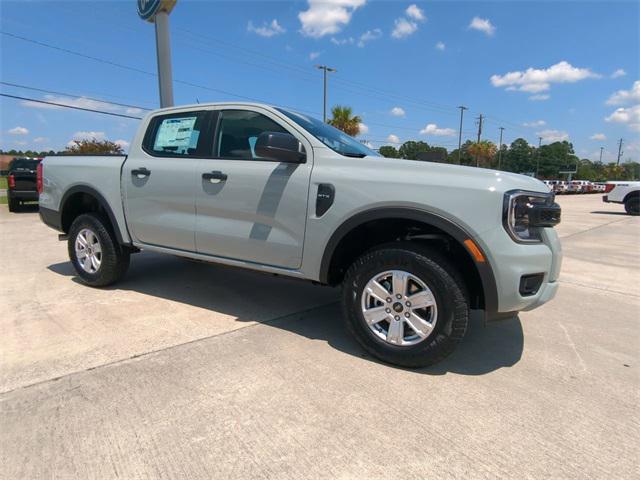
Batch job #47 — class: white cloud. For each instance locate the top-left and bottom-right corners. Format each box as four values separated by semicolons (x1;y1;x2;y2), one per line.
33;136;48;144
491;61;600;95
420;123;456;136
405;4;425;21
529;94;550;101
71;131;106;141
537;129;569;143
330;36;354;45
387;134;400;144
606;80;640;106
469;17;495;36
358;123;369;135
392;4;426;39
611;69;626;79
523;120;546;127
115;139;130;151
299;0;366;38
390;107;405;117
357;28;381;47
435;41;445;51
309;51;321;60
248;19;286;37
8;126;29;135
392;18;418;38
590;133;606;141
605;105;640;132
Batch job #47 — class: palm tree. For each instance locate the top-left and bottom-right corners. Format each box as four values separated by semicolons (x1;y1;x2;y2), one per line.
467;140;497;168
328;105;362;137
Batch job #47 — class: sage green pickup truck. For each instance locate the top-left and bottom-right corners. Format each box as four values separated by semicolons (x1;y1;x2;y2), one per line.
39;103;562;367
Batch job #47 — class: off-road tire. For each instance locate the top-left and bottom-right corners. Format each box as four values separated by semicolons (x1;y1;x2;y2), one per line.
68;213;130;287
342;242;469;368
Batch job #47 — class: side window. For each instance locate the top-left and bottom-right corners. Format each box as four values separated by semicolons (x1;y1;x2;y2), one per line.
144;111;207;157
216;110;288;160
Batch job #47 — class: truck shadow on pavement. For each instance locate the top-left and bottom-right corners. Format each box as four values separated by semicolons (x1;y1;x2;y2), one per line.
48;252;523;376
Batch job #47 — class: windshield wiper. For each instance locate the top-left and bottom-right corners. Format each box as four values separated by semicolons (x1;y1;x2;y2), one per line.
341;152;367;158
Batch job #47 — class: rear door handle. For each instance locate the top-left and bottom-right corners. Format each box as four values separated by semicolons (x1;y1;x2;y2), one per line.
132;167;151;178
202;171;228;183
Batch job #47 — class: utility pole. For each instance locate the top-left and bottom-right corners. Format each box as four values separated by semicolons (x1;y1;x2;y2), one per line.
315;65;336;122
497;126;505;170
536;136;542;178
475;114;483;167
599;146;604;163
617;138;624;165
457;105;468;164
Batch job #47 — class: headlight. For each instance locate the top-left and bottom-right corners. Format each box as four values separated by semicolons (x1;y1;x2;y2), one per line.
503;190;561;243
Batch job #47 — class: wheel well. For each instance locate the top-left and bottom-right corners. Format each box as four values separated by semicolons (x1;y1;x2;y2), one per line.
325;218;486;310
61;192;113;235
623;190;640;203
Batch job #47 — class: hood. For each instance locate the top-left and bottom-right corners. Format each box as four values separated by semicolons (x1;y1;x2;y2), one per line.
358;155;550;195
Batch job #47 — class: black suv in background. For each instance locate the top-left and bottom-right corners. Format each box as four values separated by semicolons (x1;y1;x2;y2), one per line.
7;158;41;212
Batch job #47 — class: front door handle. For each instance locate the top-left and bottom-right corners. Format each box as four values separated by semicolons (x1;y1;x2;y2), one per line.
132;167;151;178
202;171;228;183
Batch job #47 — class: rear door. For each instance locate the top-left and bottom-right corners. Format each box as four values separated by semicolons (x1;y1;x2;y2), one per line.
123;110;211;252
194;108;313;269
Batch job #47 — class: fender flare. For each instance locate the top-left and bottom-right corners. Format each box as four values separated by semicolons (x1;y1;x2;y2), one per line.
318;207;499;317
60;185;127;245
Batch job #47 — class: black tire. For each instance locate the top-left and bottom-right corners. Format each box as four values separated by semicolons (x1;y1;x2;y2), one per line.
7;195;18;212
342;243;469;368
624;196;640;216
68;213;130;287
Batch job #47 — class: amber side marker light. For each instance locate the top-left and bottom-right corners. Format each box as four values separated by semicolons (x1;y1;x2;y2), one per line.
463;239;486;263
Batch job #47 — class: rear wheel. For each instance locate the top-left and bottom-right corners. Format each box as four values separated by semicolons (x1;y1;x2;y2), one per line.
68;213;130;287
624;196;639;216
7;195;18;212
342;243;469;368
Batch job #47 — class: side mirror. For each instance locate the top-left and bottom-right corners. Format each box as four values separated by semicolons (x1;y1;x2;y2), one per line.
255;132;306;163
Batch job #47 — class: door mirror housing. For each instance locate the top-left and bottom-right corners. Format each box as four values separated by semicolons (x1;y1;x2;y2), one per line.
255;132;306;163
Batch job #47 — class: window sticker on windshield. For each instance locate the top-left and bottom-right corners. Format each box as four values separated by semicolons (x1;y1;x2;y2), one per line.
154;117;198;150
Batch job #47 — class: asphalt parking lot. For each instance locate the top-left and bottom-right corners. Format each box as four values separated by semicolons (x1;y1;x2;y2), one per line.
1;194;638;479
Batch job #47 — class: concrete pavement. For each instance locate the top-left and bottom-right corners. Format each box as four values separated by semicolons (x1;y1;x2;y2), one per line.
1;195;638;479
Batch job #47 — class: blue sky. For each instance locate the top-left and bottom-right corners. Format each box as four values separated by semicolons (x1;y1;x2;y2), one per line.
1;0;638;162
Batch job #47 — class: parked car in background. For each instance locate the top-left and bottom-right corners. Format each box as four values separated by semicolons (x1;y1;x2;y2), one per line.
567;180;592;194
37;102;562;368
592;183;606;193
6;157;42;212
543;180;568;194
603;181;640;215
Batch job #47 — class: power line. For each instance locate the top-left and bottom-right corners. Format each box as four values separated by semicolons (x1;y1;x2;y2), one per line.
0;93;144;119
0;81;152;111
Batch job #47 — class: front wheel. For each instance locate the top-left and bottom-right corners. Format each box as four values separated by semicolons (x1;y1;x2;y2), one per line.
342;243;469;368
624;196;639;216
68;213;130;287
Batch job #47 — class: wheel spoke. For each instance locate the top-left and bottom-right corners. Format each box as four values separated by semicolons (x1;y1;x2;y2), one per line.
76;234;88;248
392;271;408;297
92;242;102;254
386;318;404;345
83;256;92;272
408;290;435;309
404;312;434;338
366;281;390;303
363;306;389;326
90;255;100;271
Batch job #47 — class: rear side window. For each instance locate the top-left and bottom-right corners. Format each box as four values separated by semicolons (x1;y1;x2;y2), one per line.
215;110;288;160
143;111;208;157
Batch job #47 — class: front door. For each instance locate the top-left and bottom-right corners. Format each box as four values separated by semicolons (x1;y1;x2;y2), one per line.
195;108;312;269
123;110;210;252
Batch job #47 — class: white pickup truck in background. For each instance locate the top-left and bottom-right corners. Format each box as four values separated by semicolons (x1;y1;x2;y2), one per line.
603;181;640;215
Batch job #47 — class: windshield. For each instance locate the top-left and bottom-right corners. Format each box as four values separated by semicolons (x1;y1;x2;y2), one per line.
276;108;379;158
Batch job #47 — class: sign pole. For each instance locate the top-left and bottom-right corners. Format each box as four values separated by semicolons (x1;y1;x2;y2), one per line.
154;10;174;108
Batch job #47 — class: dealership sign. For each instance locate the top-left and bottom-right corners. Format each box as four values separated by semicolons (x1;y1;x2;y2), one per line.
137;0;176;22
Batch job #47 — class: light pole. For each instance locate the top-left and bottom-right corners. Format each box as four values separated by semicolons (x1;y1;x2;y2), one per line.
497;127;505;170
536;136;542;178
457;105;467;164
599;146;604;163
315;65;336;122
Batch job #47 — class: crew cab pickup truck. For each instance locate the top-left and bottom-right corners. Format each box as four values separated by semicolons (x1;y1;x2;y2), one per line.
603;181;640;215
7;157;41;212
39;103;562;367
